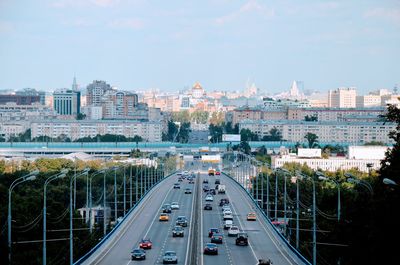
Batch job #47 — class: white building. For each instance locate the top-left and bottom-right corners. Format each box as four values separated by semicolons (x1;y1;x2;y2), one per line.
0;122;29;140
328;87;357;108
0;102;57;122
356;95;381;108
239;119;396;145
78;205;111;228
31;120;162;142
272;146;389;173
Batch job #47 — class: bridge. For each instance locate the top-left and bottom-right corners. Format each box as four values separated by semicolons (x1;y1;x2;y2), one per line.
75;162;310;265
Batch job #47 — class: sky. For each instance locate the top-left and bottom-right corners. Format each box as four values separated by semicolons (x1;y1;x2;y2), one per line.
0;0;399;94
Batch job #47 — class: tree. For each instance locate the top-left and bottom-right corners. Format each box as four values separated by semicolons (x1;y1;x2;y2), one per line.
209;124;223;143
132;135;143;143
305;115;318;121
209;112;224;125
190;111;209;124
77;113;86;120
240;128;259;141
304;132;319;148
172;110;190;123
177;122;191;143
166;120;179;141
225;122;239;134
239;141;251;154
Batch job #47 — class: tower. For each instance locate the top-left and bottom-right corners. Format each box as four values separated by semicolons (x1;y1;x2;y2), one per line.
72;76;78;91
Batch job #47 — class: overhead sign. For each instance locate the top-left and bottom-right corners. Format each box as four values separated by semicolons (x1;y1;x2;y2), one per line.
297;148;321;158
222;134;241;142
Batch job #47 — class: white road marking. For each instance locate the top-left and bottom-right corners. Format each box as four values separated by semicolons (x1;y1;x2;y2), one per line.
184;174;197;265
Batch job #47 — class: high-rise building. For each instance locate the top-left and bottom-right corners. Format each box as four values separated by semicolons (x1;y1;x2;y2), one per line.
15;88;46;105
86;80;112;106
328;87;357;108
53;90;81;116
101;90;139;119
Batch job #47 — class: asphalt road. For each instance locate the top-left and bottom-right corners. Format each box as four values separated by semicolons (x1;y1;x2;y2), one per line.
83;162;308;265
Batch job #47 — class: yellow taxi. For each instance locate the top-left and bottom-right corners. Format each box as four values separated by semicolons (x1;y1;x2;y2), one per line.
159;213;169;222
247;212;256;221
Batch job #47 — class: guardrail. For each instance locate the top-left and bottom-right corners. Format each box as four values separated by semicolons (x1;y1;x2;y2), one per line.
74;171;176;265
222;171;312;265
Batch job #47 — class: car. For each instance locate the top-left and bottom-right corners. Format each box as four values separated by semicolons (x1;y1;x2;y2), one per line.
203;179;209;184
203;243;218;255
162;251;178;264
139;239;152;249
224;220;233;230
162;204;172;213
203;203;212;210
236;233;249;246
159;213;169;222
219;198;229;206
209;189;216;195
176;216;188;227
177;172;182;176
222;205;231;212
173;183;180;189
215;179;220;184
177;178;183;182
222;209;232;215
247;212;257;221
205;194;213;202
171;202;179;210
203;185;210;192
211;233;223;244
172;226;184;237
223;213;233;220
208;228;220;237
258;259;273;265
183;171;189;175
188;178;194;184
184;188;192;194
228;226;240;237
216;171;221;175
131;248;146;260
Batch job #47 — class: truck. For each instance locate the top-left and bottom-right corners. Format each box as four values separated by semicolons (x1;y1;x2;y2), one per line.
218;184;226;194
208;167;215;176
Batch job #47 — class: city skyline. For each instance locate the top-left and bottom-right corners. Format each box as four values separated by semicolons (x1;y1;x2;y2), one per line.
0;0;399;93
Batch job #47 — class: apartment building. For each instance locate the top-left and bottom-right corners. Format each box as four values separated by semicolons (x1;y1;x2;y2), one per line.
239;119;395;144
0;102;57;122
287;107;385;122
328;87;357;108
31;120;162;142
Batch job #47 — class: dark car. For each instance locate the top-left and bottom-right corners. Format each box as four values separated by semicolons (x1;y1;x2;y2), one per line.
235;233;249;246
131;248;146;260
176;216;188;227
208;228;219;237
178;178;183;182
203;203;212;210
211;233;223;244
203;179;209;184
173;183;180;189
203;185;210;192
215;179;220;184
209;189;216;195
172;226;184;237
162;204;172;213
203;243;218;255
184;188;192;194
139;239;152;249
219;198;229;206
258;259;273;265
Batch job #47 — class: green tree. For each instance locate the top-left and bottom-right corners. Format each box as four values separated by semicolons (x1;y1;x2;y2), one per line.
209;112;224;125
77;113;86;120
190;111;209;124
172;110;190;123
304;132;319;148
240;128;259;141
176;122;191;143
209;124;223;143
305;115;318;121
224;122;239;134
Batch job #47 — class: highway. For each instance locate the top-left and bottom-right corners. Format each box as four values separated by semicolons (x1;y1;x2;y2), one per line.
80;162;308;265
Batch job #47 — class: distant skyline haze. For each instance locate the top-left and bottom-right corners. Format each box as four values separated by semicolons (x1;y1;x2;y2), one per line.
0;0;399;94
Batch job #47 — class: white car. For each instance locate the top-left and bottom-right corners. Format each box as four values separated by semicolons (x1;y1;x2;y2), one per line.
222;209;232;216
222;205;231;212
205;195;214;202
223;213;233;220
224;220;233;230
171;202;180;210
228;226;240;236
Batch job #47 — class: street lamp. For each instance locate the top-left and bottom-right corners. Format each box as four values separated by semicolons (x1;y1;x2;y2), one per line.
8;169;39;264
43;169;68;265
345;173;374;195
88;169;105;234
70;168;89;265
317;171;341;221
383;178;398;186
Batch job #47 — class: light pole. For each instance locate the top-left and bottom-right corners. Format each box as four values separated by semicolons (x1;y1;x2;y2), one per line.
43;169;68;265
129;164;133;208
70;168;89;265
123;165;126;216
345;173;374;195
317;171;341;221
8;169;39;264
383;178;398;186
277;168;290;236
114;166;118;221
88;169;105;233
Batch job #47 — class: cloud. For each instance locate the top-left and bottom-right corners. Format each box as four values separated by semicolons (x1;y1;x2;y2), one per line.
215;0;275;25
108;18;144;30
52;0;120;8
364;7;400;25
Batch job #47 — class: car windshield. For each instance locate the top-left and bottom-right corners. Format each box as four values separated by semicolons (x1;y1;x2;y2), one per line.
210;228;219;232
165;252;176;256
206;243;216;247
174;226;182;231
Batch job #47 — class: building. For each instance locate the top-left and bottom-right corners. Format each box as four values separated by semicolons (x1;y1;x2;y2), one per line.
0;94;41;105
31;120;162;142
263;98;311;109
272;146;389;173
78;205;111;228
328;87;357;108
86;80;112;106
191;82;206;99
0;122;30;140
53;90;81;116
381;94;400;107
15;88;46;105
287;107;385;122
239;119;396;145
356;95;381;108
101;90;139;119
0;102;57;122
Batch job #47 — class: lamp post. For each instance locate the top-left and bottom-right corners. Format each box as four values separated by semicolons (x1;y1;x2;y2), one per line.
88;169;105;234
43;169;68;265
345;173;374;195
317;171;341;221
383;178;398;186
8;169;39;264
113;166;118;221
70;168;89;265
129;164;133;208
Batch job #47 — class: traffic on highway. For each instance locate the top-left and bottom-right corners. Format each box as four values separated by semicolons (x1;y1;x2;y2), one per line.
82;162;307;265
